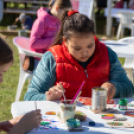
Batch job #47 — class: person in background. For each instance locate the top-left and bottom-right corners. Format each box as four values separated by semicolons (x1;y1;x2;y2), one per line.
115;0;124;8
15;13;33;30
129;0;134;9
30;0;72;53
0;37;42;134
30;0;72;69
24;10;134;101
96;0;107;15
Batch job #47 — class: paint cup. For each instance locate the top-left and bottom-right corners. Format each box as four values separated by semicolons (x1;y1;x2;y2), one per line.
60;100;76;123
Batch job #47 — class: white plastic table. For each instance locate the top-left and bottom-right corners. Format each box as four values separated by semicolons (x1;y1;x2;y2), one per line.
11;99;134;134
101;40;134;58
104;8;134;20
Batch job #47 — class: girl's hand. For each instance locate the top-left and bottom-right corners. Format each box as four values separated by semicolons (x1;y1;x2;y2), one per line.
0;115;24;132
8;110;42;134
9;115;24;126
46;84;64;101
101;82;116;101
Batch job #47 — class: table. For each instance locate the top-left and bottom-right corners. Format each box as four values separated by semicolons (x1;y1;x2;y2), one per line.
104;8;134;20
101;40;134;58
11;99;134;134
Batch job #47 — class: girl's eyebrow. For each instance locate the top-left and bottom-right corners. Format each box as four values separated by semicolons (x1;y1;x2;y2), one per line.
71;45;81;48
75;46;81;48
88;43;94;46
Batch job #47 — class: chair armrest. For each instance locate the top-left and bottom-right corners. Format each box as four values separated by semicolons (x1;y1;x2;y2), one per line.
22;50;43;58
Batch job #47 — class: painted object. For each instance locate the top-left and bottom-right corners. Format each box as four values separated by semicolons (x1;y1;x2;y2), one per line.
101;114;115;120
107;122;123;126
75;110;87;121
45;111;56;115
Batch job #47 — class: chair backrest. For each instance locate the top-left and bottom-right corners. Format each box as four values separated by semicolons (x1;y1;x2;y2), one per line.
118;37;134;70
13;37;31;51
117;37;134;45
124;67;133;83
0;0;3;22
118;11;134;25
71;0;94;19
13;37;43;58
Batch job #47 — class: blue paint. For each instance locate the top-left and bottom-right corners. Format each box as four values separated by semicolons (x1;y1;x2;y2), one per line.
89;121;95;126
51;121;59;122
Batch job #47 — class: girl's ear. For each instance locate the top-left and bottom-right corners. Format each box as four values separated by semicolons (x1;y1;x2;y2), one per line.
56;6;59;11
63;37;68;46
63;37;66;42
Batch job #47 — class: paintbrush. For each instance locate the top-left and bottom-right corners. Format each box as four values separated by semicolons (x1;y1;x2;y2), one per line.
70;81;85;104
59;83;66;103
62;87;66;103
34;101;37;110
75;91;82;102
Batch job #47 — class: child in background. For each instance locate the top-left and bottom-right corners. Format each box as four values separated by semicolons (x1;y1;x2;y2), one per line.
115;0;124;8
0;37;42;133
25;10;134;101
30;0;72;54
15;13;33;30
129;0;134;9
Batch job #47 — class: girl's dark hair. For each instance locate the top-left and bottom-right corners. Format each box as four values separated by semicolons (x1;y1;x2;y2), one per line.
53;11;95;45
49;0;72;9
0;37;13;65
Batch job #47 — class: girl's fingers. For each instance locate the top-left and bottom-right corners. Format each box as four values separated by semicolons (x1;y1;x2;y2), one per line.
46;91;51;95
50;87;63;95
55;87;63;93
49;88;57;94
57;83;64;90
107;89;114;101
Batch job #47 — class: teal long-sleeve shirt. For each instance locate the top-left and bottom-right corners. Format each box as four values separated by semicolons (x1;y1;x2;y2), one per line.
24;47;134;101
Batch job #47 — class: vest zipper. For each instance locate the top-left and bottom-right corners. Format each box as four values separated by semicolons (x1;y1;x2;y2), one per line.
84;70;88;78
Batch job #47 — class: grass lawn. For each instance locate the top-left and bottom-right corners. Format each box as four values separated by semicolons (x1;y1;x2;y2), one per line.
0;35;29;134
0;33;125;134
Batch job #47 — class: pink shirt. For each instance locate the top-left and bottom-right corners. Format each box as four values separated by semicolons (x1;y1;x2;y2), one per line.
30;7;61;53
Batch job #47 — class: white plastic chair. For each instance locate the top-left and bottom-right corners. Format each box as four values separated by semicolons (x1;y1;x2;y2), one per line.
124;67;133;83
118;37;134;73
116;11;134;39
13;37;43;102
101;38;134;83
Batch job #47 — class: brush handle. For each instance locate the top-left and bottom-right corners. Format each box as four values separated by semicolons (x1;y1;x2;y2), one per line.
34;101;37;110
70;81;85;104
75;91;82;102
60;83;66;102
62;91;66;102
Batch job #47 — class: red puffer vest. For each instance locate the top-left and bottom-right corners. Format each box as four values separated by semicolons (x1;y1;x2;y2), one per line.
49;36;110;99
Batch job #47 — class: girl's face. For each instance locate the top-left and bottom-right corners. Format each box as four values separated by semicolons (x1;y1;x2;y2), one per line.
0;62;12;83
64;33;95;62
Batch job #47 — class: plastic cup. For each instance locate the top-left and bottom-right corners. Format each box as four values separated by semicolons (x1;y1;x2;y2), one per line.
60;100;76;123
